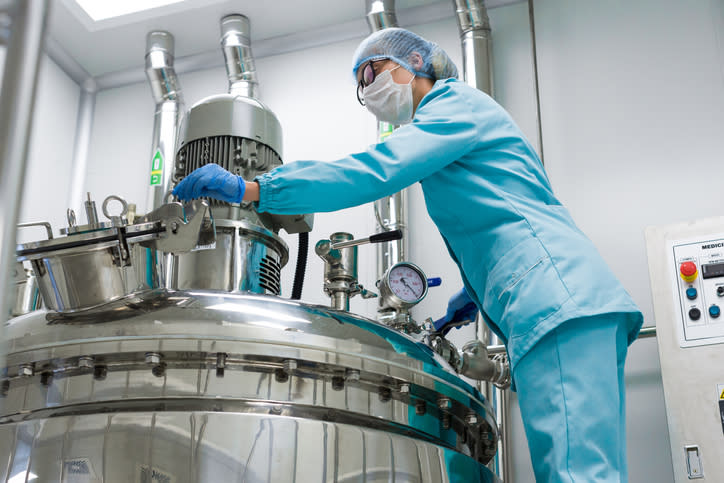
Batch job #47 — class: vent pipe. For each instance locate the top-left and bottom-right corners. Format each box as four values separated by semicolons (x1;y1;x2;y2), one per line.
453;0;493;95
220;14;258;98
365;0;398;30
364;0;410;317
144;31;184;212
452;2;510;480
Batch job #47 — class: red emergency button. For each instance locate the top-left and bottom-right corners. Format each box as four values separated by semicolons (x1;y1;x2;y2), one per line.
680;261;698;283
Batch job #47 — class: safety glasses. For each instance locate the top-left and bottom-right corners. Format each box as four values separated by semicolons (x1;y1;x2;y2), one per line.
356;59;387;106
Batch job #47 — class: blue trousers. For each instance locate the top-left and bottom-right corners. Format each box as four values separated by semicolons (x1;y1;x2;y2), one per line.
513;314;629;482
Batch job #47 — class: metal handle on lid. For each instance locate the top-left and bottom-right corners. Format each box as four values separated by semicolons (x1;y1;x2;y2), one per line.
17;221;53;240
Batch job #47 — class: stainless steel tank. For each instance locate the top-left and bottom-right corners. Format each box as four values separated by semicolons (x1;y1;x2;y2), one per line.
0;290;500;482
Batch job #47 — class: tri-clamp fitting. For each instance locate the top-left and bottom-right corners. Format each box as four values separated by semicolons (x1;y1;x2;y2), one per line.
315;230;402;311
316;233;374;311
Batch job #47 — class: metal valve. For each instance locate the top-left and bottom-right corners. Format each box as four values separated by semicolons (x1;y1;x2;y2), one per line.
316;230;402;311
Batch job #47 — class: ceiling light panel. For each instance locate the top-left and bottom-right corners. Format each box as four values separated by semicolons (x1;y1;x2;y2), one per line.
74;0;185;21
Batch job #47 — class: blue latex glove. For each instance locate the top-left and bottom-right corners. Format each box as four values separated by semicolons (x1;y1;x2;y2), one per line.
433;287;479;335
172;164;245;203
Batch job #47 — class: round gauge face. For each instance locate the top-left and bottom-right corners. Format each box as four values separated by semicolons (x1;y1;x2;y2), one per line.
388;264;426;303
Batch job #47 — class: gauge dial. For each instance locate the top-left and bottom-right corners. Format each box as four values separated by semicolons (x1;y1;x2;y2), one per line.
388;264;426;303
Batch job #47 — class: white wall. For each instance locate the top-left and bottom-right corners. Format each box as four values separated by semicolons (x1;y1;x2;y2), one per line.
79;0;724;480
11;53;80;243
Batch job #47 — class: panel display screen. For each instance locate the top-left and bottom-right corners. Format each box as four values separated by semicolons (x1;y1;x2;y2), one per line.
702;262;724;279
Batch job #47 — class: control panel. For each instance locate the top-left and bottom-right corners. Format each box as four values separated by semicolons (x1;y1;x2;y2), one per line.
671;235;724;347
648;218;724;481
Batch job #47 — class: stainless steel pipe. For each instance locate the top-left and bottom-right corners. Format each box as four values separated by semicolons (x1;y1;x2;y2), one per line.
452;0;493;95
365;0;398;30
486;326;659;355
0;0;50;353
364;0;410;313
145;31;184;212
220;14;258;98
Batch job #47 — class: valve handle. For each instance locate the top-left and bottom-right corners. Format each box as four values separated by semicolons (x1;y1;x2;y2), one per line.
369;229;403;244
330;229;403;250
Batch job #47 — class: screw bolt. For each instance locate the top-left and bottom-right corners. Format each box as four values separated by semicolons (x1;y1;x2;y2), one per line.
399;383;410;394
442;414;451;430
331;376;345;391
93;365;107;380
19;364;33;378
283;359;297;373
415;399;427;415
151;364;166;377
466;414;478;425
216;353;227;378
145;353;161;365
378;386;392;402
40;372;52;386
345;369;360;382
437;397;451;410
274;368;289;383
78;356;94;370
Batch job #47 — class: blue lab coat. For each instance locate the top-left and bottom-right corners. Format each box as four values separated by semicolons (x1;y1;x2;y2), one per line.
255;78;643;371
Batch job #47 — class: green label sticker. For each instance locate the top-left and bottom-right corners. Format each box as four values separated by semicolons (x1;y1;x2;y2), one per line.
378;121;395;142
150;149;163;186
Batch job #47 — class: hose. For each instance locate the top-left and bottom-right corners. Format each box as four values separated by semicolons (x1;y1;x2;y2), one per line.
291;231;308;300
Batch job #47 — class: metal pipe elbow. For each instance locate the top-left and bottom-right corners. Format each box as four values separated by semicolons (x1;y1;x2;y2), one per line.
145;31;182;104
458;340;510;388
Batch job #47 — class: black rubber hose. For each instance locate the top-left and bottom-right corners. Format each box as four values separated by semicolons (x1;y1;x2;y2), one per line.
291;231;308;300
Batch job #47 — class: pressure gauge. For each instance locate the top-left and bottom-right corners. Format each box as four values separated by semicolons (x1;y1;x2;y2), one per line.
378;262;428;310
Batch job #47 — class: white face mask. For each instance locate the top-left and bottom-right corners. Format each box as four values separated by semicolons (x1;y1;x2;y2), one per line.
362;66;414;125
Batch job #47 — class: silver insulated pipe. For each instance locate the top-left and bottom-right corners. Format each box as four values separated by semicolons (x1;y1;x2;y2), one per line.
453;0;493;95
364;0;410;319
144;31;184;213
452;2;509;480
365;0;398;30
220;14;258;98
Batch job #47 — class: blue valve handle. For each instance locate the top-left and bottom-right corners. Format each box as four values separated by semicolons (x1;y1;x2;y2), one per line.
427;277;442;287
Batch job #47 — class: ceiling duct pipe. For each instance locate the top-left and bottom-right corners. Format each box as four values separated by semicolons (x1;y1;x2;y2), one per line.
364;0;410;326
365;0;398;30
144;31;184;213
220;14;258;98
453;0;493;95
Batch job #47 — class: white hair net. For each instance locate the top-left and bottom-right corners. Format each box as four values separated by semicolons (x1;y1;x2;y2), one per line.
351;28;458;81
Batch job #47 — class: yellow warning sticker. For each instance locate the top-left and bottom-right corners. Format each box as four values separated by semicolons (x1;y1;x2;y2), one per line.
720;388;724;400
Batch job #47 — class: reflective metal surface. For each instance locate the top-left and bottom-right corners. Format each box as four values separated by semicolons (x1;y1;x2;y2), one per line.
176;94;283;162
10;262;41;317
16;201;214;312
0;414;499;483
453;0;493;98
363;0;410;320
1;290;500;482
0;0;50;357
220;14;258;98
172;220;288;295
145;30;184;213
